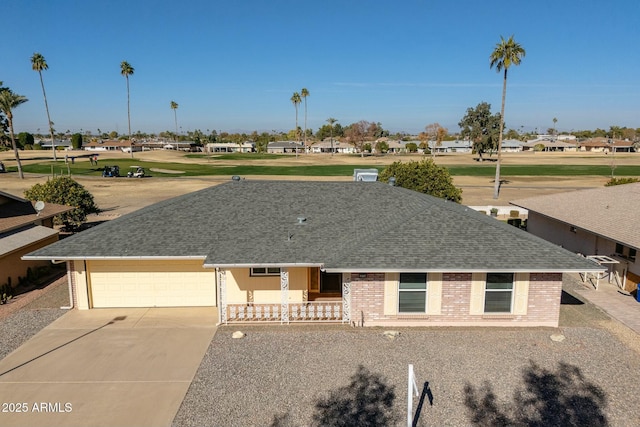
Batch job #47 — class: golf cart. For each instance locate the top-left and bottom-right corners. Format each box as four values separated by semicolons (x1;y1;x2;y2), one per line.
102;165;120;177
127;166;145;178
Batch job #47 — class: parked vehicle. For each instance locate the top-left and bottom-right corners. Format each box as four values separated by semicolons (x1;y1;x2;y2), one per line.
127;166;145;178
102;165;120;177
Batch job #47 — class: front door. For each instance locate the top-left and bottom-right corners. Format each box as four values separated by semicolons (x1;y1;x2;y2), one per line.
320;272;342;294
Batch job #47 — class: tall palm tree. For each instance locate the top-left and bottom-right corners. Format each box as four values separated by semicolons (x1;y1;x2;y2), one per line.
301;88;309;151
0;89;29;179
490;35;526;199
31;53;57;161
291;92;301;157
326;117;337;156
120;61;135;158
170;101;179;141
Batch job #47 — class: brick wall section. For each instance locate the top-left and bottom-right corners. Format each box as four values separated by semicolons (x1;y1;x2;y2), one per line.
349;272;563;326
349;273;386;324
526;272;563;325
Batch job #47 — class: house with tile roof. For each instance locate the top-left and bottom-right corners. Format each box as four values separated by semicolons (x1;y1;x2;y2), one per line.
1;191;73;286
24;180;601;327
511;183;640;292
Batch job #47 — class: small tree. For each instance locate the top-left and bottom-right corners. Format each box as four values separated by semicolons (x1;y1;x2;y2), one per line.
17;132;34;149
24;177;99;230
379;159;462;203
71;133;83;149
375;140;389;154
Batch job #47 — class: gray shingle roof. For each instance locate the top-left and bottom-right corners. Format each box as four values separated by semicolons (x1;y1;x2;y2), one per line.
25;181;601;272
511;183;640;250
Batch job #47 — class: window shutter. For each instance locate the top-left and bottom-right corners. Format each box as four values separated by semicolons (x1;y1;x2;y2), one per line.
427;273;442;315
384;273;399;315
469;273;485;315
513;272;530;315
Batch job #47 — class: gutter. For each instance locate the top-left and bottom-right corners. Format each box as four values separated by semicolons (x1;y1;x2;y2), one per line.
22;255;208;261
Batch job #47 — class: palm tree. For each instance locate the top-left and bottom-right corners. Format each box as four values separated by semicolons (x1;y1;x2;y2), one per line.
326;117;338;156
291;92;301;158
170;101;179;141
31;53;57;161
301;88;309;151
0;88;29;179
120;61;135;157
552;117;558;136
490;35;526;199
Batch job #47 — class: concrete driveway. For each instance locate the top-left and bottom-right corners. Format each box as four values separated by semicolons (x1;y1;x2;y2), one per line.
0;308;217;427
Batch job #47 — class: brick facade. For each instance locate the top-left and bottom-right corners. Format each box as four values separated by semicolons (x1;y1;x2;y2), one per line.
349;272;563;327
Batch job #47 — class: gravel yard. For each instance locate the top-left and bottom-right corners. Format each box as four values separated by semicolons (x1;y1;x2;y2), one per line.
2;274;639;426
174;278;640;427
0;279;68;360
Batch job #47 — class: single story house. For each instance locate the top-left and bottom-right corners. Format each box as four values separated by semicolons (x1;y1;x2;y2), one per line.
83;140;141;152
205;142;255;153
511;183;640;291
1;191;73;286
522;139;578;152
24;181;601;327
267;141;304;153
309;139;355;154
578;138;635;153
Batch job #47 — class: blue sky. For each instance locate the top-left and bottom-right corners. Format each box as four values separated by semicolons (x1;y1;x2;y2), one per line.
4;0;640;136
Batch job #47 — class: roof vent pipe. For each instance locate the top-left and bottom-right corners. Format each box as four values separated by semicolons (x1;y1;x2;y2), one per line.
297;217;307;225
388;177;396;186
231;175;241;181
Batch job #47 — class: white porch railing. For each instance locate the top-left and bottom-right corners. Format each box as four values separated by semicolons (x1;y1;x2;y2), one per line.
225;301;343;323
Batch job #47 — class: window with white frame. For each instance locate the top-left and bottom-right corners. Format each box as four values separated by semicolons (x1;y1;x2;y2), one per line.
484;273;514;313
250;267;281;276
398;273;427;313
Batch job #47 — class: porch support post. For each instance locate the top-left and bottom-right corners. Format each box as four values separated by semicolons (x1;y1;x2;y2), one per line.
342;274;351;324
280;268;289;324
218;269;227;324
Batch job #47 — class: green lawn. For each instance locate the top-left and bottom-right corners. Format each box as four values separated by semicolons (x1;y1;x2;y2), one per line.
16;161;640;178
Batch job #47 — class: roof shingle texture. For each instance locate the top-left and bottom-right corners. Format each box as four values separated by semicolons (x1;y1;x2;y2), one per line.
511;183;640;249
27;181;599;272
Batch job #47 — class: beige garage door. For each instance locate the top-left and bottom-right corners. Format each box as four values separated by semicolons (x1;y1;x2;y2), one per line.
88;260;216;308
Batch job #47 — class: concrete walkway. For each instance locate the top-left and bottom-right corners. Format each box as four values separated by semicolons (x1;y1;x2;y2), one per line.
570;273;640;334
0;307;217;427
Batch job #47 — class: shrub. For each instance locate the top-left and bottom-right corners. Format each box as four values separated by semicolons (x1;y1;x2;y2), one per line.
24;176;99;230
605;177;640;186
380;159;462;203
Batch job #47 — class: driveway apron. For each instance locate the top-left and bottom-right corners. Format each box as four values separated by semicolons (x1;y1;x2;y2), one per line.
0;307;217;427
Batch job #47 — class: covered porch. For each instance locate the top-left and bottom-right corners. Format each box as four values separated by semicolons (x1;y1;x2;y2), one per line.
216;267;351;324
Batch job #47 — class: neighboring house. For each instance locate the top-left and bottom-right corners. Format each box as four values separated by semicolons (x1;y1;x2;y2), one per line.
309;139;355;154
428;140;473;153
1;191;73;286
522;139;578;152
267;141;304;153
37;139;72;150
24;181;601;327
578;137;635;153
83;140;141;152
205;142;255;153
511;183;640;291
